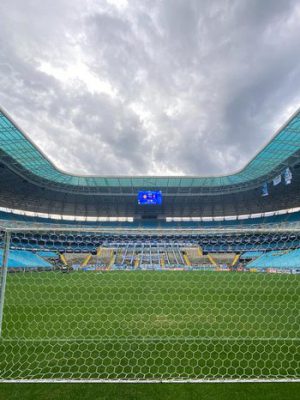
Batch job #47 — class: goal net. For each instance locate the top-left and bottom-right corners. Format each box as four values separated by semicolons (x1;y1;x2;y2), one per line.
0;227;299;382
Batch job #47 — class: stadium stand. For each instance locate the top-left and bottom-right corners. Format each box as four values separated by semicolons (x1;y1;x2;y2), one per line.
0;249;52;269
246;249;300;271
36;251;58;258
1;209;300;228
240;251;264;259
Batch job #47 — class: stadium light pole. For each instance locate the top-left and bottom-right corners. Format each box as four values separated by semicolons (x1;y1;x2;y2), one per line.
0;230;11;337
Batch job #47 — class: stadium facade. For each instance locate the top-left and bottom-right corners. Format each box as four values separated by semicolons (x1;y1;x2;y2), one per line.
0;104;300;272
1;106;300;219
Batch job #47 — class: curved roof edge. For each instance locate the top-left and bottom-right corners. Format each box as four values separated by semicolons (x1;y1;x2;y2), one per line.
0;105;300;190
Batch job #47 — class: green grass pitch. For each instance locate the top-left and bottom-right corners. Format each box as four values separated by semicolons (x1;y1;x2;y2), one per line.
1;382;300;400
0;270;299;381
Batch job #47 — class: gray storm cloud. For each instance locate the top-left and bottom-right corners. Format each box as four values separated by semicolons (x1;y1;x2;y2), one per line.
0;0;299;176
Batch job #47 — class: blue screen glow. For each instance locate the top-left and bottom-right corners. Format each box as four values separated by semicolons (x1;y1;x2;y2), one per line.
138;191;162;205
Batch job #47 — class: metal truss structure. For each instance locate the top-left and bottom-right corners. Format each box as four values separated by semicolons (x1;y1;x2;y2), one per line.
0;106;300;217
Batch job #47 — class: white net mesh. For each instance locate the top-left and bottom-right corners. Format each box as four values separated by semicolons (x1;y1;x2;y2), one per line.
0;228;299;382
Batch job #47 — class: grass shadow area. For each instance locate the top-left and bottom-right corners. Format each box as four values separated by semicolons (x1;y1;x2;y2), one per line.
0;383;300;400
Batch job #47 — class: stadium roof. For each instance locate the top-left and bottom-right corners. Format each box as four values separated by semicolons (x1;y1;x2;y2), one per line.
0;106;300;218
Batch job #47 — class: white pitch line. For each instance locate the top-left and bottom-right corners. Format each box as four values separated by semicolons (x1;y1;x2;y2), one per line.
1;378;300;384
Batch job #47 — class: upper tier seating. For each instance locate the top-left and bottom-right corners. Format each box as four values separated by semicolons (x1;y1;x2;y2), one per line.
1;210;300;229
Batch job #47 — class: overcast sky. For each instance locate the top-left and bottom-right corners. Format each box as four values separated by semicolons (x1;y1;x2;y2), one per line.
0;0;300;176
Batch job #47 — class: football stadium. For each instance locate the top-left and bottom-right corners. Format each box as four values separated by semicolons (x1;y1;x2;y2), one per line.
0;105;299;384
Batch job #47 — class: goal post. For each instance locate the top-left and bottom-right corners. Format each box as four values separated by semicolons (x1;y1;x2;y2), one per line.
0;226;299;383
0;231;11;337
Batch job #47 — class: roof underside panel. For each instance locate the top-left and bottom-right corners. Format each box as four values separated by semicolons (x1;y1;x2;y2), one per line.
0;107;300;189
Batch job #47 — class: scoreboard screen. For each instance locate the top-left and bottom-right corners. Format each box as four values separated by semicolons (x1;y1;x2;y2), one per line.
138;191;162;205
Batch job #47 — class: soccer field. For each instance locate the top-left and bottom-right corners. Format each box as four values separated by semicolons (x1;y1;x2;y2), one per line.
0;271;299;381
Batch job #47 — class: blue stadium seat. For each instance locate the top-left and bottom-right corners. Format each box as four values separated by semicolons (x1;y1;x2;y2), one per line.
0;249;52;268
246;249;300;270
